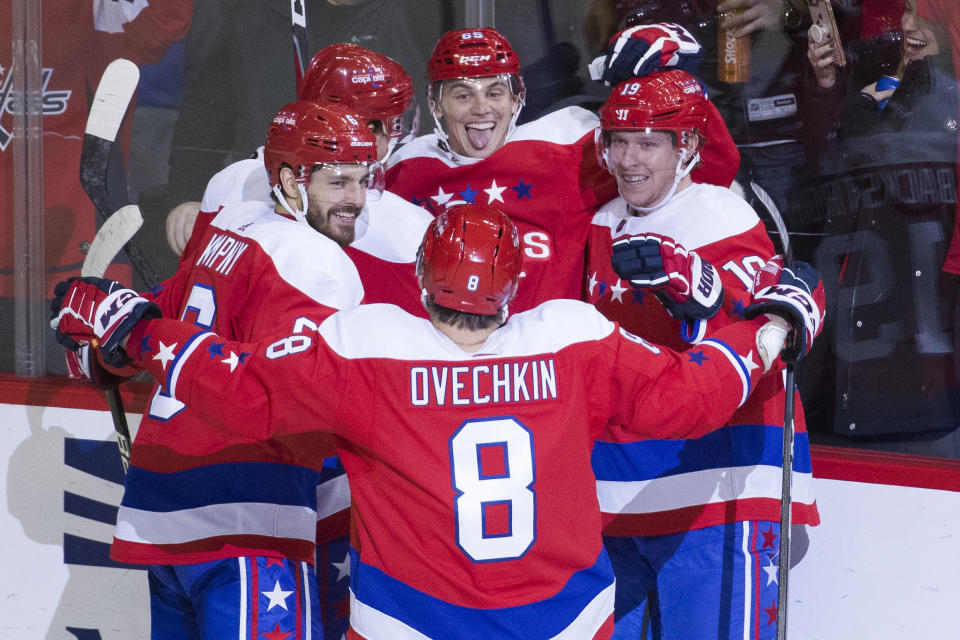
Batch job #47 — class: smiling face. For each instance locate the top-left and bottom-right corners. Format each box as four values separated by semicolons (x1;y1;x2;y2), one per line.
901;0;942;64
304;164;369;247
434;76;519;159
606;130;687;210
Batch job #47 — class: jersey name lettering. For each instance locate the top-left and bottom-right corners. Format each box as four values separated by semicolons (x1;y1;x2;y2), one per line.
195;233;249;276
409;359;558;407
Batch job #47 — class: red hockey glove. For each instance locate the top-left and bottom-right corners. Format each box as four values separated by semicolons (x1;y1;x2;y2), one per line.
611;233;723;320
589;22;703;85
744;257;826;362
50;277;160;368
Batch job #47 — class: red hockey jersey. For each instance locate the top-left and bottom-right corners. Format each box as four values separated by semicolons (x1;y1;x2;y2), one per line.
111;199;362;566
386;107;620;314
587;185;819;536
125;299;772;639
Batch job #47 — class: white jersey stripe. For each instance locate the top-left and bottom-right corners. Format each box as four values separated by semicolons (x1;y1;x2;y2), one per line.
115;502;317;545
238;557;248;640
316;474;350;520
741;522;752;640
596;467;816;514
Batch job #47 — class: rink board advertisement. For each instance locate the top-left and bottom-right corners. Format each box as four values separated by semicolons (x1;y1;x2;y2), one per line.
2;375;960;639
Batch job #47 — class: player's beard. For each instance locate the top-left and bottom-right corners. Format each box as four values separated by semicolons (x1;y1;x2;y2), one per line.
307;203;362;248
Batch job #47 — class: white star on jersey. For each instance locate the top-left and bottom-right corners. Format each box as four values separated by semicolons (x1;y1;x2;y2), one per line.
332;551;351;582
588;272;599;296
222;351;241;372
484;179;507;204
609;280;628;303
763;557;778;586
431;186;454;206
262;580;293;610
153;341;177;371
743;350;760;375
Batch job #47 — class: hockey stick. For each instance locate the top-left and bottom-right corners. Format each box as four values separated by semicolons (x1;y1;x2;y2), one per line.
79;58;161;290
80;204;144;472
749;180;795;640
290;0;309;94
79;59;153;473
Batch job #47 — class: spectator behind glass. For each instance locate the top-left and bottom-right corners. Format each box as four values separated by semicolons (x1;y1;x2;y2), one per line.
797;0;959;445
805;0;954;146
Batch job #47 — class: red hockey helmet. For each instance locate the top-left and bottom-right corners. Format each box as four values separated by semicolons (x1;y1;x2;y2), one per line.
300;43;417;141
263;100;383;192
596;70;708;168
427;28;522;84
418;203;521;316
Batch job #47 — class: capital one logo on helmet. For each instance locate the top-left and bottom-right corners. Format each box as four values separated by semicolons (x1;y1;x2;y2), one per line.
351;69;386;88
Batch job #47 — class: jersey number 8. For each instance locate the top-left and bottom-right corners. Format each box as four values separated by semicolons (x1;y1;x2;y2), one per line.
450;417;536;562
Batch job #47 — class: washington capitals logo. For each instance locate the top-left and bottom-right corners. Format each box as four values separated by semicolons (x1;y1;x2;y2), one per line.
0;65;73;152
352;67;385;88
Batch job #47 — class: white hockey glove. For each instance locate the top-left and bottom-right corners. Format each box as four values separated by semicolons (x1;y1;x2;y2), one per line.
745;257;826;366
611;233;723;320
589;22;704;85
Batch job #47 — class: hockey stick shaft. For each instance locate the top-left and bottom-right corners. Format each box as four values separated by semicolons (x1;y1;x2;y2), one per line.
80;204;144;472
290;0;308;95
748;181;795;640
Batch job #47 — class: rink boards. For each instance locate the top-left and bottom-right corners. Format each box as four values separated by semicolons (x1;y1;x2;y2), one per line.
1;374;958;639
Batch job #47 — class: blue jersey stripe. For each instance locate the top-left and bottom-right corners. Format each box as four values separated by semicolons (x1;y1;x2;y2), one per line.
121;462;322;511
351;547;614;638
592;425;812;481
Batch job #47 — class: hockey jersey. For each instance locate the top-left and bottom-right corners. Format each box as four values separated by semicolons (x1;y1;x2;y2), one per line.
0;0;191;298
110;199;363;566
188;150;432;317
386;107;620;314
125;299;772;640
587;184;819;536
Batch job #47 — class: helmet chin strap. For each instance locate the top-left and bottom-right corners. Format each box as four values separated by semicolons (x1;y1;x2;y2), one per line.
273;183;310;225
381;137;400;165
629;147;701;214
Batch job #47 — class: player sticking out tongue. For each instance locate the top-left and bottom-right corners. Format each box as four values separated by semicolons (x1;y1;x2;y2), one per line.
427;28;526;160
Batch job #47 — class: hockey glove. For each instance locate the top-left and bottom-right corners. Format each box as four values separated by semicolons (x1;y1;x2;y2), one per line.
50;277;160;368
611;233;723;320
744;257;825;363
589;23;704;85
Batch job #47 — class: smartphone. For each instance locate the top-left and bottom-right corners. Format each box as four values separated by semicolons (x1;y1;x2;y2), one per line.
806;0;846;68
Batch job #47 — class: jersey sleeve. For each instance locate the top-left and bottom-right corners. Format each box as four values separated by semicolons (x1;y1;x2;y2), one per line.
603;317;769;442
691;220;776;337
126;318;347;446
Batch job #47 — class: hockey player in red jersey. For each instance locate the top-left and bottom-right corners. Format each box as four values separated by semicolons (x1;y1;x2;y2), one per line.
82;101;380;639
385;25;742;317
171;43;431;318
53;203;825;640
586;70;821;639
